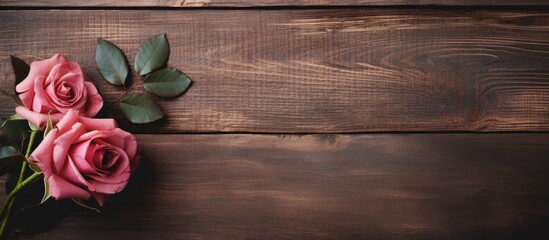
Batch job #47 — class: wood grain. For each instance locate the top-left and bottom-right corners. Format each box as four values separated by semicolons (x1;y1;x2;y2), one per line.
2;133;548;239
1;9;548;133
0;0;548;7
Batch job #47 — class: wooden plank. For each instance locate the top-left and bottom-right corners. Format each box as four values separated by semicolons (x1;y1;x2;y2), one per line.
2;133;548;239
0;0;548;7
0;10;548;133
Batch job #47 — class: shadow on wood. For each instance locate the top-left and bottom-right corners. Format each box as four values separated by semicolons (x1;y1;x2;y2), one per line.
0;134;546;239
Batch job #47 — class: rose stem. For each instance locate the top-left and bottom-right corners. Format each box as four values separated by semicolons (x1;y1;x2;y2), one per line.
111;80;140;106
18;130;38;183
0;172;42;236
0;130;39;238
0;129;38;215
0;198;14;238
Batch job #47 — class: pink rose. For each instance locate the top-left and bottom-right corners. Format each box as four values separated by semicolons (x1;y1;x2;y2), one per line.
29;110;139;206
15;54;103;129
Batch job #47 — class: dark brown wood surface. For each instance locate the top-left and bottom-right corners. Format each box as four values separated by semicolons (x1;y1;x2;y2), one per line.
1;9;548;133
1;3;548;240
1;134;547;239
0;0;548;7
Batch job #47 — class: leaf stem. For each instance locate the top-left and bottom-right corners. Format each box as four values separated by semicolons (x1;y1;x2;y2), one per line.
1;129;39;238
113;81;140;106
0;172;42;236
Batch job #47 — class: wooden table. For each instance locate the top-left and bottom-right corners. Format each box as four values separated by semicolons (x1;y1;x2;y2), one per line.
1;1;548;239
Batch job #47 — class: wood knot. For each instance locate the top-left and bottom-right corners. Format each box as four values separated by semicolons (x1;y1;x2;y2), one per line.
179;0;209;7
317;134;336;145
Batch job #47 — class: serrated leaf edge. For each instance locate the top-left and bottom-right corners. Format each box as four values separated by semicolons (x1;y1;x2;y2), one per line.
95;38;129;86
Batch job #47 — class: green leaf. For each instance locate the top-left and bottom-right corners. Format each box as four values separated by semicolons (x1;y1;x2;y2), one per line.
134;34;169;75
40;177;51;204
143;68;191;98
0;145;23;175
1;118;30;143
0;145;17;158
2;90;23;106
119;94;163;124
72;199;101;213
10;55;30;85
95;38;129;86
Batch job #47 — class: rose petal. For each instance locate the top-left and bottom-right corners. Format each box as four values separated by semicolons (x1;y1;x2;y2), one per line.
47;62;86;112
61;155;94;191
15;54;67;94
48;62;83;85
119;130;139;171
69;140;97;175
55;73;86;110
82;81;103;117
87;175;130;194
80;132;124;148
52;122;86;173
56;109;80;134
91;192;108;206
28;128;59;178
15;106;64;129
91;147;119;170
66;62;85;79
106;147;131;177
79;117;116;132
32;76;55;113
48;72;84;109
47;174;91;201
18;90;34;110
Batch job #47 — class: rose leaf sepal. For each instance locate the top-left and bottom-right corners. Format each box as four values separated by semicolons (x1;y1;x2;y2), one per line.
27;123;40;132
43;114;54;138
28;162;41;173
2;90;23;106
40;178;51;205
72;199;101;214
10;55;30;86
